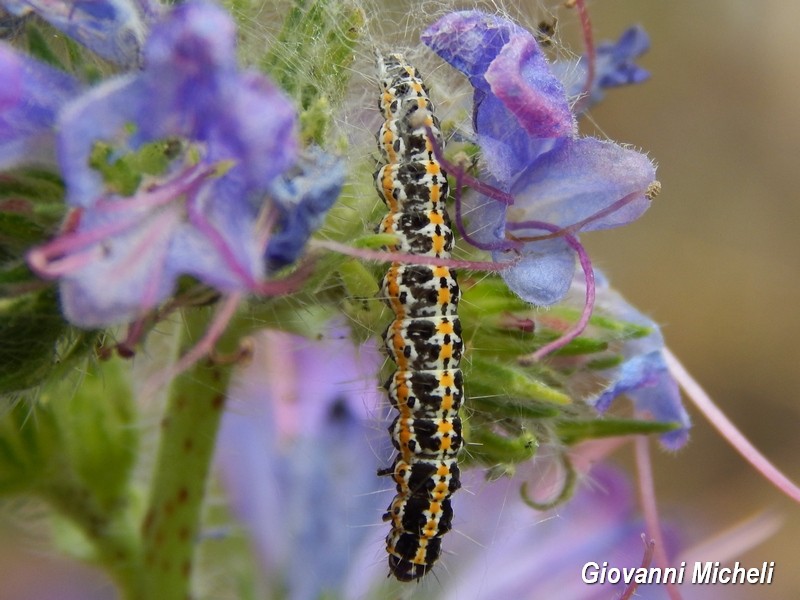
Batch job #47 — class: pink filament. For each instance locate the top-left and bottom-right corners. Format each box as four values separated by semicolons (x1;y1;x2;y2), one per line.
664;348;800;504
619;534;656;600
310;238;517;272
635;434;684;600
508;220;596;363
573;0;597;113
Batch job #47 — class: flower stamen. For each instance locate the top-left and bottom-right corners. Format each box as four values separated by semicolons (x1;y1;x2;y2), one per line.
571;0;597;114
508;220;596;362
635;434;683;600
664;348;800;504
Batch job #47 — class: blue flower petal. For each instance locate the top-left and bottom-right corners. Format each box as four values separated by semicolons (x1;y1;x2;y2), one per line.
0;42;80;169
61;0;296;190
553;25;651;108
421;10;526;90
493;238;575;305
266;148;345;270
425;11;658;309
596;25;651;89
57;74;143;207
511;137;655;231
59;199;182;327
423;10;573;185
461;185;508;246
594;351;690;450
484;30;574;139
167;181;265;291
1;0;147;66
588;274;692;449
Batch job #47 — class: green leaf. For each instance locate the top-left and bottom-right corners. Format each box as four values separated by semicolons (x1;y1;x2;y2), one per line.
0;168;64;203
468;395;561;420
585;354;625;370
337;258;388;338
0;398;60;493
546;335;608;356
0;263;35;287
0;289;71;394
0;170;66;253
465;426;537;466
353;232;400;249
0;211;48;260
26;22;66;69
555;417;681;445
0;356;142;588
459;277;532;317
47;357;138;512
466;357;571;406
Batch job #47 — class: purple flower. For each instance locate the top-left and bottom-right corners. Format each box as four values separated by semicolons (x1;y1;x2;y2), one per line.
553;25;652;108
423;11;656;306
0;0;151;67
217;323;687;599
589;272;691;449
26;1;342;327
0;42;80;168
216;323;391;599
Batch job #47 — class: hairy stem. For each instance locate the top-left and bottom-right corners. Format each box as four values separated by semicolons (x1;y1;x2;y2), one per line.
138;307;239;600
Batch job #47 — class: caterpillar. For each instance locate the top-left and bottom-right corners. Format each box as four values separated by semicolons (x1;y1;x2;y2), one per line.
375;53;464;582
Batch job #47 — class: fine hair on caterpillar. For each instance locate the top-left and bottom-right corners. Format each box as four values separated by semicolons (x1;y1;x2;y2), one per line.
374;52;464;582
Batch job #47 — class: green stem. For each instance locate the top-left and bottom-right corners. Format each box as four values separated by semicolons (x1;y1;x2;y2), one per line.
138;307;238;600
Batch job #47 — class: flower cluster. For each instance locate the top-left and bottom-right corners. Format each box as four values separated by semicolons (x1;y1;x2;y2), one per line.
423;10;656;307
422;10;687;448
7;0;343;327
